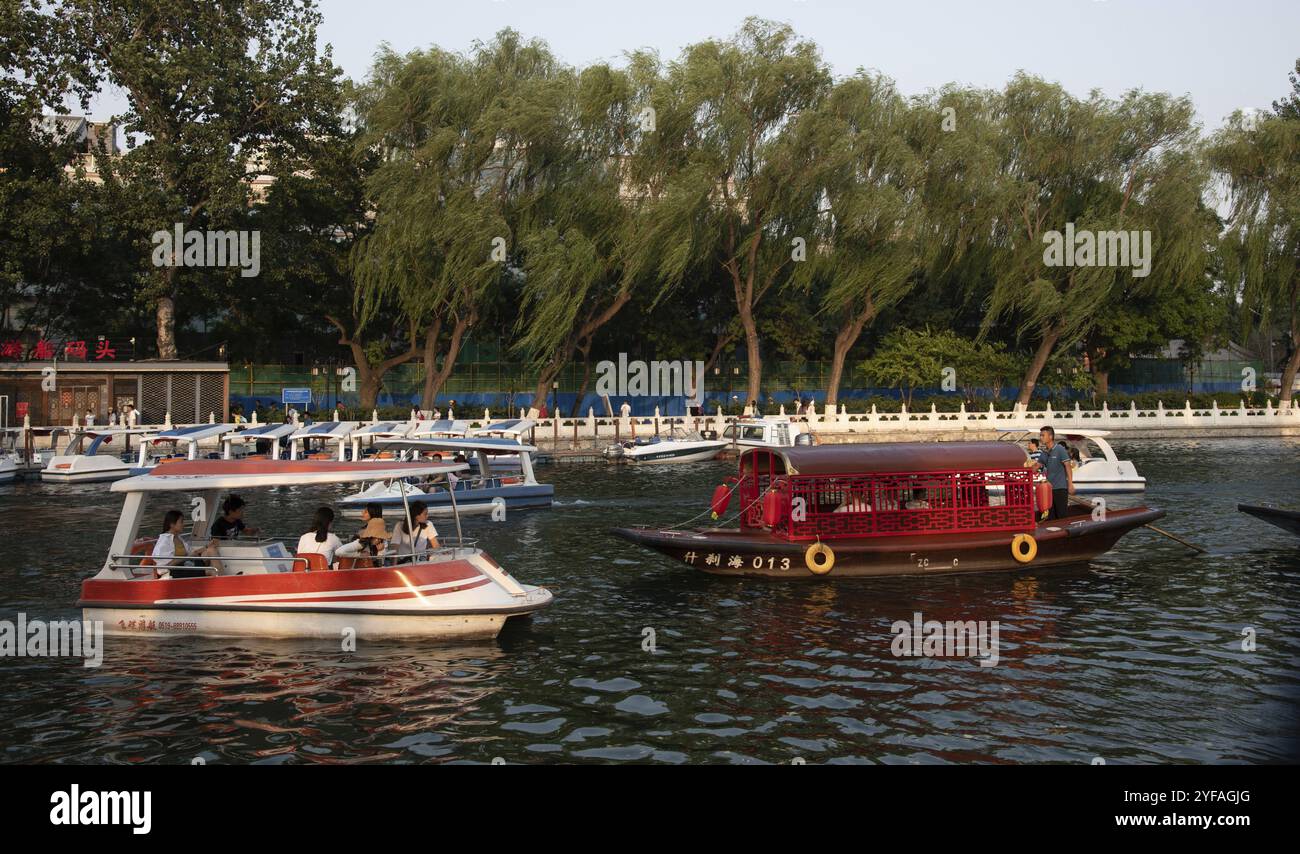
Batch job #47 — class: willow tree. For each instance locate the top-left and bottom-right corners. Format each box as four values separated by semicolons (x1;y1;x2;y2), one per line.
790;73;922;406
1211;108;1300;407
511;59;648;412
353;32;561;408
628;18;830;404
981;76;1208;407
64;0;342;359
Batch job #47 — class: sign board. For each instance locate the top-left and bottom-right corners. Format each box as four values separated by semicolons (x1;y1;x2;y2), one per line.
281;388;312;406
16;401;29;419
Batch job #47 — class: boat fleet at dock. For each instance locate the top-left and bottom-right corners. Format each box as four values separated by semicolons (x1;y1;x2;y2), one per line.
0;413;1292;644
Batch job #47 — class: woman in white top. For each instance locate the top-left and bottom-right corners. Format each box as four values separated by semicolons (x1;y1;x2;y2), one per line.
151;510;221;577
296;507;343;568
390;500;439;562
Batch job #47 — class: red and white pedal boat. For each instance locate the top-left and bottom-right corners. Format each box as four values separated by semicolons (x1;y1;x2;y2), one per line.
79;459;553;641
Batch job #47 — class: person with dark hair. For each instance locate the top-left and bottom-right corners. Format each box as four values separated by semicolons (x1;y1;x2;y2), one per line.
1026;437;1045;467
391;500;439;561
211;494;260;539
150;510;222;578
1036;425;1074;519
296;507;343;567
360;502;383;525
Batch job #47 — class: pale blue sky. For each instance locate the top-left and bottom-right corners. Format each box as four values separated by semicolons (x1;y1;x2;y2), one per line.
88;0;1298;131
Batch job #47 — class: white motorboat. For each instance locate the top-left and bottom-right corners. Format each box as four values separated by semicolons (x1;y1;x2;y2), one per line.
342;435;554;515
41;428;156;483
0;453;17;484
78;458;553;640
720;417;810;450
1000;428;1145;493
604;428;728;464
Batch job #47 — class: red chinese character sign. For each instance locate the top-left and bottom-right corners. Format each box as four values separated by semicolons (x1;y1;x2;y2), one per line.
0;337;119;361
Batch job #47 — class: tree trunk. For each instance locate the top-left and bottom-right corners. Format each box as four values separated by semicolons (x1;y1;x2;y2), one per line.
156;295;177;360
738;301;762;405
1016;326;1063;409
1095;370;1110;399
420;312;474;409
419;317;443;409
570;337;593;417
326;315;419;412
825;303;875;408
1281;309;1300;410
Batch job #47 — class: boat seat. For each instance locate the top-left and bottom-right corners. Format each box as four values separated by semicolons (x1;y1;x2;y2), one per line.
336;556;374;570
295;552;329;572
130;537;158;555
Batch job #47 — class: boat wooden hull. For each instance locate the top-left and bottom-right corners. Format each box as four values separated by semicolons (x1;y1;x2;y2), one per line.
1237;503;1300;537
611;506;1164;579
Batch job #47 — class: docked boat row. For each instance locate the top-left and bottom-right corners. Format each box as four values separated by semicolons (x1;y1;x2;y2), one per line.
8;417;549;487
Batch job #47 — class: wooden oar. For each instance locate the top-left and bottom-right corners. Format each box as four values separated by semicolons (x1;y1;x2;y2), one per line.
1068;495;1205;554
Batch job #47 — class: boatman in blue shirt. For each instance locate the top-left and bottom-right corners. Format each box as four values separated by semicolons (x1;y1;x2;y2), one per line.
1037;425;1073;519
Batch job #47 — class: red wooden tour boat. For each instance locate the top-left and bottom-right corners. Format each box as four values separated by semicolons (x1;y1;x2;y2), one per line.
612;442;1164;579
79;459;553;640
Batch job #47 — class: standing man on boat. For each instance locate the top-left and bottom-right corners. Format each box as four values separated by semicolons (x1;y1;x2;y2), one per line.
1038;426;1074;519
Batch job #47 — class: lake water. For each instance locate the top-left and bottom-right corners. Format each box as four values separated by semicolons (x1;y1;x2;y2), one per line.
1;438;1297;764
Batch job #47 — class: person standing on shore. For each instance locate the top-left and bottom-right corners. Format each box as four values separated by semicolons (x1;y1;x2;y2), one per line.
1038;426;1073;519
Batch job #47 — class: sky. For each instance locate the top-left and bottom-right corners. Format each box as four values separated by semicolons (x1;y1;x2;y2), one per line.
85;0;1298;132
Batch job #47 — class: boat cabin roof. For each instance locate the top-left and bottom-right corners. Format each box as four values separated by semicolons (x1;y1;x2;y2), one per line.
288;420;360;440
110;459;468;492
224;422;297;441
408;419;469;437
742;441;1029;476
376;436;537;455
349;421;405;437
153;423;238;443
471;419;535;437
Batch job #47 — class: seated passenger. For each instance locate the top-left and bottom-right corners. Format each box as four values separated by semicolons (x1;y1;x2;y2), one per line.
296;506;343;568
336;517;390;566
390;500;439;562
211;494;261;539
833;494;871;513
151;510;221;578
359;502;383;528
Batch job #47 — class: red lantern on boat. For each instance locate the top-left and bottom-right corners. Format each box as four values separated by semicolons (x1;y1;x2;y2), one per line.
761;490;786;527
710;482;733;519
1035;480;1053;516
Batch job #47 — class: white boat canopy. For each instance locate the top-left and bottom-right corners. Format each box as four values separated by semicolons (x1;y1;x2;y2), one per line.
375;436;538;455
111;458;468;493
408;419;469;437
152;423;239;459
470;419;536;437
287;420;361;460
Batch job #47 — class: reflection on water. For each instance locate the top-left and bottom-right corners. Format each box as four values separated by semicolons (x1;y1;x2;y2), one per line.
1;438;1298;763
